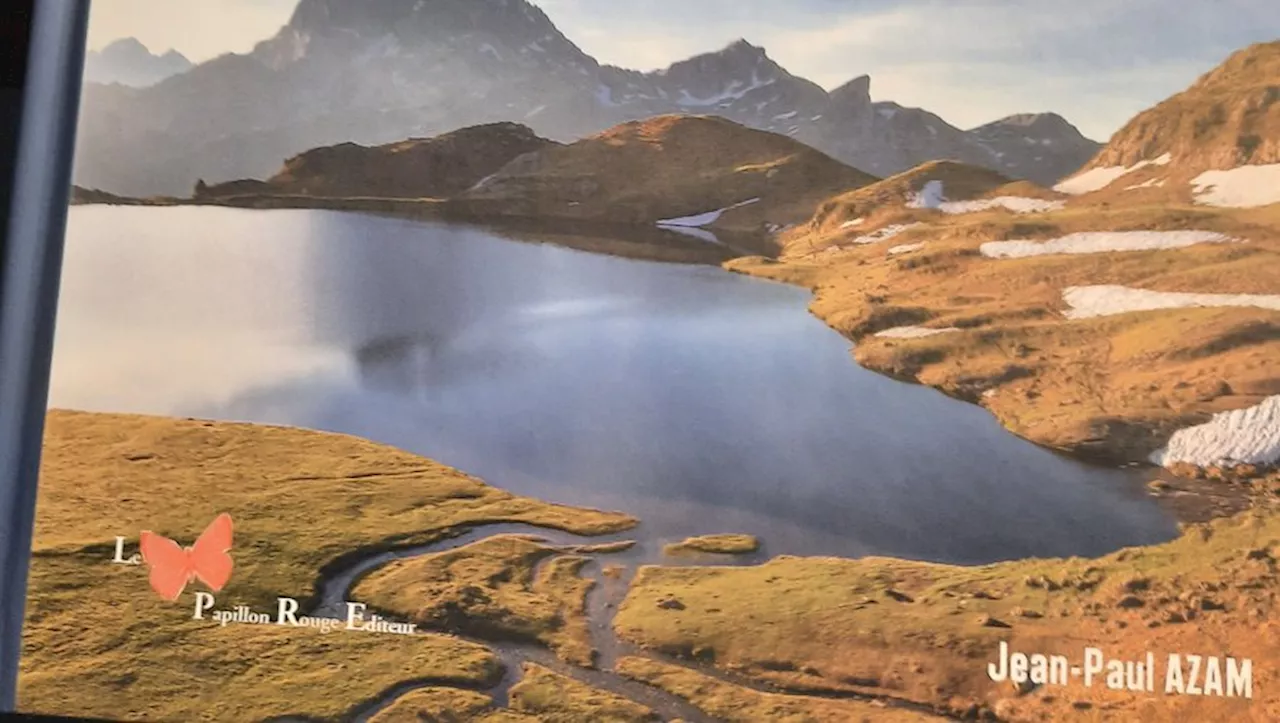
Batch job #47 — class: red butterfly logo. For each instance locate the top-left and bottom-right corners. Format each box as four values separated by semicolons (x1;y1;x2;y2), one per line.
138;513;234;601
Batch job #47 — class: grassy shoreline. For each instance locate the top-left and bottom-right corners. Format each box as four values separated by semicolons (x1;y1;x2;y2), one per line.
21;410;636;722
724;200;1279;476
615;503;1280;721
25;409;1280;722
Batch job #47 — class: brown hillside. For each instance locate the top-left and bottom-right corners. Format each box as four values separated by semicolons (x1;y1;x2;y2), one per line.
457;114;879;234
782;160;1059;257
1084;41;1280;174
810;161;1014;230
197;122;558;200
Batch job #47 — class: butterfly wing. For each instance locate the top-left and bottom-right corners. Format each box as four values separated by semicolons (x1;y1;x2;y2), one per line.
139;532;191;601
189;513;234;592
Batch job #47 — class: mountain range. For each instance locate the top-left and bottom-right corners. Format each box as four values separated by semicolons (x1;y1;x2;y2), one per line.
83;37;193;87
73;0;1101;198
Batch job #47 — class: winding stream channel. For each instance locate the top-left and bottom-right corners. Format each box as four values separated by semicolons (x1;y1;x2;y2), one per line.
50;206;1186;720
306;522;960;722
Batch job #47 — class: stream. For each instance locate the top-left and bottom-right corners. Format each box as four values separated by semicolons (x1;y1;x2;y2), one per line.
307;522;960;722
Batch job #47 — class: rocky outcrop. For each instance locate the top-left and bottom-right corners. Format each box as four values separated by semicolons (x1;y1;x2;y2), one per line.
197;122;557;199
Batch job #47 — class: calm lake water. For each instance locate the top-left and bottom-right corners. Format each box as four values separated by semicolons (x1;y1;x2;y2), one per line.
49;206;1177;563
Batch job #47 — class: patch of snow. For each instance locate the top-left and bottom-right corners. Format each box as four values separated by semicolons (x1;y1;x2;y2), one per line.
981;230;1238;259
594;85;620;107
939;197;1066;214
907;180;946;209
1191;164;1280;208
659;224;722;245
852;223;923;245
888;243;925;255
468;172;500;191
811;114;823;120
875;326;961;339
1053;153;1174;195
478;43;502;61
906;180;1063;214
1061;285;1280;320
839;217;865;229
675;72;776;108
1151;396;1280;468
524;104;547;118
656;197;760;228
774;110;798;120
1124;178;1166;190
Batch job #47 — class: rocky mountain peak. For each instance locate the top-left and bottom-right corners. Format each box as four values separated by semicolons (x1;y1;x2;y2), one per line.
98;37;150;58
661;37;779;78
722;38;767;56
829;74;872;108
990;112;1073;131
84;37;193;87
288;0;558;36
973;112;1092;143
645;37;790;111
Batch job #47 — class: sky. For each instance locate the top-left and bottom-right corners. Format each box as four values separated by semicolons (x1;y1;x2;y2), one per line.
85;0;1280;140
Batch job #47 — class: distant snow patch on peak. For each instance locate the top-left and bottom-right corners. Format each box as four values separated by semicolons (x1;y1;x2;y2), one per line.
1151;395;1280;468
839;217;865;229
1191;164;1280;208
981;230;1238;259
674;72;776;108
594;84;619;107
1054;153;1174;195
1061;285;1280;320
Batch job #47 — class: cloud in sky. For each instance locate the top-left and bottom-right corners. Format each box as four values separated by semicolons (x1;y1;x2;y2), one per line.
87;0;1280;139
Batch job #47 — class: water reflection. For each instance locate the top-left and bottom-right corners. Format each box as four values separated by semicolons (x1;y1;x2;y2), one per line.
50;206;1179;564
